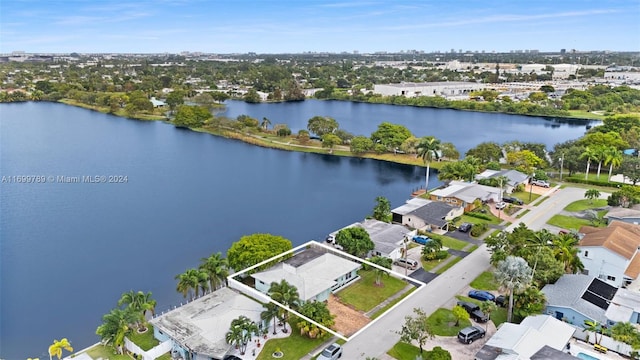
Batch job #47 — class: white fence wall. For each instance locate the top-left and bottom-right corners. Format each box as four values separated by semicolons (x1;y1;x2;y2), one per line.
572;327;634;356
125;337;173;360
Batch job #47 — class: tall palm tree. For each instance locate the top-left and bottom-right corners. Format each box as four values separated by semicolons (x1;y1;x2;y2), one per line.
553;234;584;274
175;268;208;300
268;280;300;333
227;315;258;355
580;146;597;180
199;252;229;291
495;256;533;323
96;308;137;354
118;290;157;331
261;302;281;335
416;136;441;191
368;256;392;286
48;338;73;360
593;145;609;179
604;147;623;181
261;117;271;131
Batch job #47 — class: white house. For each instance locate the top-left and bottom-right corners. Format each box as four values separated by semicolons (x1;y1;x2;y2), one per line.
577;221;640;288
373;81;486;98
391;198;463;232
151;287;265;360
251;247;361;302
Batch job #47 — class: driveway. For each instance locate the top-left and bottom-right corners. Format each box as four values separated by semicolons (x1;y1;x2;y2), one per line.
408;269;438;284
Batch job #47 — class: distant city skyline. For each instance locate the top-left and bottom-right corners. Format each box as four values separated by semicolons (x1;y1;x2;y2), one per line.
1;0;639;54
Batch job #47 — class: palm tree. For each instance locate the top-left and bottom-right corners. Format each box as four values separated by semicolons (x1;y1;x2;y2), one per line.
227;315;258;355
261;302;281;335
175;268;208;300
421;237;443;255
494;256;533;323
593;145;609;179
117;290;156;331
268;280;300;333
580;146;597;180
583;320;605;345
604;147;623;181
584;189;601;204
261;117;271;131
368;256;392;286
96;308;137;354
479;301;498;330
48;338;73;360
199;252;229;291
416;136;441;191
553;234;584;274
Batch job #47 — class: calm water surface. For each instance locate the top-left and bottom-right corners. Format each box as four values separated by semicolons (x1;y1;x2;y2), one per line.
1;102;433;359
0;101;596;359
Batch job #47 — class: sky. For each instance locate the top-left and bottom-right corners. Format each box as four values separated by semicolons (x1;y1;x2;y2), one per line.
1;0;639;54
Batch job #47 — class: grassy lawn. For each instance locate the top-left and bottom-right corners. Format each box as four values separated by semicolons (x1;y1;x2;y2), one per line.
370;287;417;320
439;235;470;251
564;199;608;212
387;342;422;359
470;271;499;291
456;295;508;327
511;191;541;204
547;214;603;230
420;253;451;271
128;326;159;351
85;345;132;360
427;308;471;336
257;324;327;360
516;209;530;218
336;270;408;312
459;213;501;226
435;257;462;274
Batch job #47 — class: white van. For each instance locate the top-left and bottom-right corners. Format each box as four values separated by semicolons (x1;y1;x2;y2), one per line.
394;258;418;270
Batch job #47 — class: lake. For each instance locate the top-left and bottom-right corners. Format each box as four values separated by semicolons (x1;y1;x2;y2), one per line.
0;101;595;359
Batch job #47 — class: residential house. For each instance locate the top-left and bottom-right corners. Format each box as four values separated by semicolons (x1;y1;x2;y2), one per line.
604;207;640;225
577;221;640;288
151;287;265;360
475;315;575;360
542;274;616;327
327;219;411;260
252;247;361;302
391;198;463;232
604;287;640;327
429;180;501;212
150;97;167;108
476;169;530;194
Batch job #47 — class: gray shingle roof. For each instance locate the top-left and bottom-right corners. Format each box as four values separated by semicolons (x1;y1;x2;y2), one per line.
541;274;607;323
408;201;456;227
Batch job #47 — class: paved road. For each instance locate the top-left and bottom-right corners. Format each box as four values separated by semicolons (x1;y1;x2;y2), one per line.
343;185;598;359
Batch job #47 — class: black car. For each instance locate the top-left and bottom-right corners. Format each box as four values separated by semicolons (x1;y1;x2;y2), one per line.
458;223;472;233
502;196;524;205
457;301;489;322
495;295;507;307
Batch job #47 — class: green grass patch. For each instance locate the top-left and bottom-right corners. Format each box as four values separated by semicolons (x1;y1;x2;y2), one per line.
156;353;172;360
467;244;479;252
335;270;408;312
427;308;471;336
567;110;605;120
387;341;422;359
128;326;159;351
370;287;417;320
470;271;499;291
420;252;451;271
459;212;502;225
439;236;470;251
516;209;530;218
84;345;132;360
564;199;608;212
547;214;603;230
257;322;327;360
436;257;462;274
511;191;541;204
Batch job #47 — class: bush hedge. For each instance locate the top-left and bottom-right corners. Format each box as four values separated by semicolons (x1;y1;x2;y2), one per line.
465;212;493;221
565;177;622;188
423;250;448;261
471;223;489;237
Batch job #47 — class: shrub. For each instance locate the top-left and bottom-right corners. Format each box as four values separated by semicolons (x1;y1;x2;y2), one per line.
423;250;448;260
465;212;493;221
470;223;488;237
565;176;621;188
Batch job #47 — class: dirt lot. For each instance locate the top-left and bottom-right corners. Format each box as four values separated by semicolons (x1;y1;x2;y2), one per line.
327;294;371;337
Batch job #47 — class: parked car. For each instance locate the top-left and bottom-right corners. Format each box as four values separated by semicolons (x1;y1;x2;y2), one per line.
502;196;524;205
495;202;507;210
457;301;489;322
318;343;343;360
468;290;496;302
458;326;486;344
495;295;507;307
223;356;243;360
412;235;431;245
532;180;550;188
394;258;419;270
458;223;472;233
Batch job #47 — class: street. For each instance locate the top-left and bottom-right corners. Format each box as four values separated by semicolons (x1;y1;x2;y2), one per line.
343;185;598;358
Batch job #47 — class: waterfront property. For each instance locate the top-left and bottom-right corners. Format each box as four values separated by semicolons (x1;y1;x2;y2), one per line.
373;81;487;99
475;169;530;194
252;247;361;302
150;287;266;360
327;219;412;260
391;197;463;233
429;181;501;212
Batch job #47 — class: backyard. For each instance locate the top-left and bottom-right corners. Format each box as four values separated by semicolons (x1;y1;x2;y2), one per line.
335;269;409;312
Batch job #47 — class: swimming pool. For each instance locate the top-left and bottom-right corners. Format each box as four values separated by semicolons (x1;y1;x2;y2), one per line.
577;352;600;360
